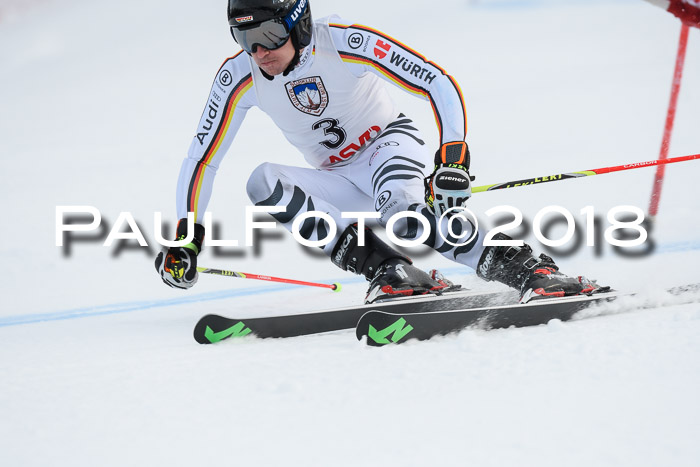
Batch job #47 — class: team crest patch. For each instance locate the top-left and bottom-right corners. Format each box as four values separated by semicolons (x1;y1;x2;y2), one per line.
285;76;329;116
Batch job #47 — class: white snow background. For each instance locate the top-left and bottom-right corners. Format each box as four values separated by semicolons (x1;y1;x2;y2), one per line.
1;0;699;465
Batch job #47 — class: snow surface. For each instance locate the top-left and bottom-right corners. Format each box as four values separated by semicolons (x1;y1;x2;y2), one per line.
1;0;699;465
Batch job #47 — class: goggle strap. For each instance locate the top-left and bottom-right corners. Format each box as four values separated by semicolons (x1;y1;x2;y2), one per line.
282;0;307;31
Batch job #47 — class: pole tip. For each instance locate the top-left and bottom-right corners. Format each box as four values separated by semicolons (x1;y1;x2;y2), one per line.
331;282;342;292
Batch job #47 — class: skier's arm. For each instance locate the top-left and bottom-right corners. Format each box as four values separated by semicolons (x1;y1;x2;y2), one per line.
176;52;257;222
330;20;471;214
329;20;467;145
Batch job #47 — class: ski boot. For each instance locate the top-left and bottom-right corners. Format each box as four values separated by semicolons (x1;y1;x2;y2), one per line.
476;234;609;303
365;258;455;303
331;224;451;304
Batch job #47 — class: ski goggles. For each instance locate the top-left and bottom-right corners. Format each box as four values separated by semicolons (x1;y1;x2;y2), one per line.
229;0;307;54
230;19;291;54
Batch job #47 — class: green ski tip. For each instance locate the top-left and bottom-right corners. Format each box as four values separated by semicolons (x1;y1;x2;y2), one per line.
332;282;342;292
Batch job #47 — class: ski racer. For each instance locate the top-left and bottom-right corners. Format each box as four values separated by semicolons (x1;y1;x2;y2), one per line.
155;0;606;303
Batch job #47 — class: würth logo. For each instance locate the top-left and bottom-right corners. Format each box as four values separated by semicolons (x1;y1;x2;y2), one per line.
374;40;391;59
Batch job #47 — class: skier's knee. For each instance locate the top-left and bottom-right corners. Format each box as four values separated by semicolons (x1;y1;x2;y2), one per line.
246;162;279;204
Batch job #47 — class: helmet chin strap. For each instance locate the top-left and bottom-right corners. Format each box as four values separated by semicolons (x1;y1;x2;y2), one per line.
282;34;301;76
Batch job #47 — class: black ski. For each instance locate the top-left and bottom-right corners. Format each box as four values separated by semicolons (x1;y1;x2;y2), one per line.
355;283;700;346
193;288;518;344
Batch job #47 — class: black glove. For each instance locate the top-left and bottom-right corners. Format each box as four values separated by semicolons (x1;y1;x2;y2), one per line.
155;219;205;289
424;141;473;216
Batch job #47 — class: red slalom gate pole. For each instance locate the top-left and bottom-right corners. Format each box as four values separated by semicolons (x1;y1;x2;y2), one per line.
648;22;690;218
197;267;342;292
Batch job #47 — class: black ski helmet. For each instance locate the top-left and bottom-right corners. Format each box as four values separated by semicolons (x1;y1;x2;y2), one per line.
228;0;313;52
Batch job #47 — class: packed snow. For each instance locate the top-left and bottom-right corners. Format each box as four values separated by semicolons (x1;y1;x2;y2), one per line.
1;0;699;465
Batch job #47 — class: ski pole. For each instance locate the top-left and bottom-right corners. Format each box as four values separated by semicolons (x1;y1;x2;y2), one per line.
473;153;700;193
196;154;698;290
197;266;342;292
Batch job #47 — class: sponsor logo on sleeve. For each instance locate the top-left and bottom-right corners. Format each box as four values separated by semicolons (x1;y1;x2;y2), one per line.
374;39;391;59
196;99;220;145
388;51;437;84
218;69;233;87
348;32;364;49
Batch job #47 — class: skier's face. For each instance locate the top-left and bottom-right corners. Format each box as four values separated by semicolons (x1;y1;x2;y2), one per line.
251;37;295;76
